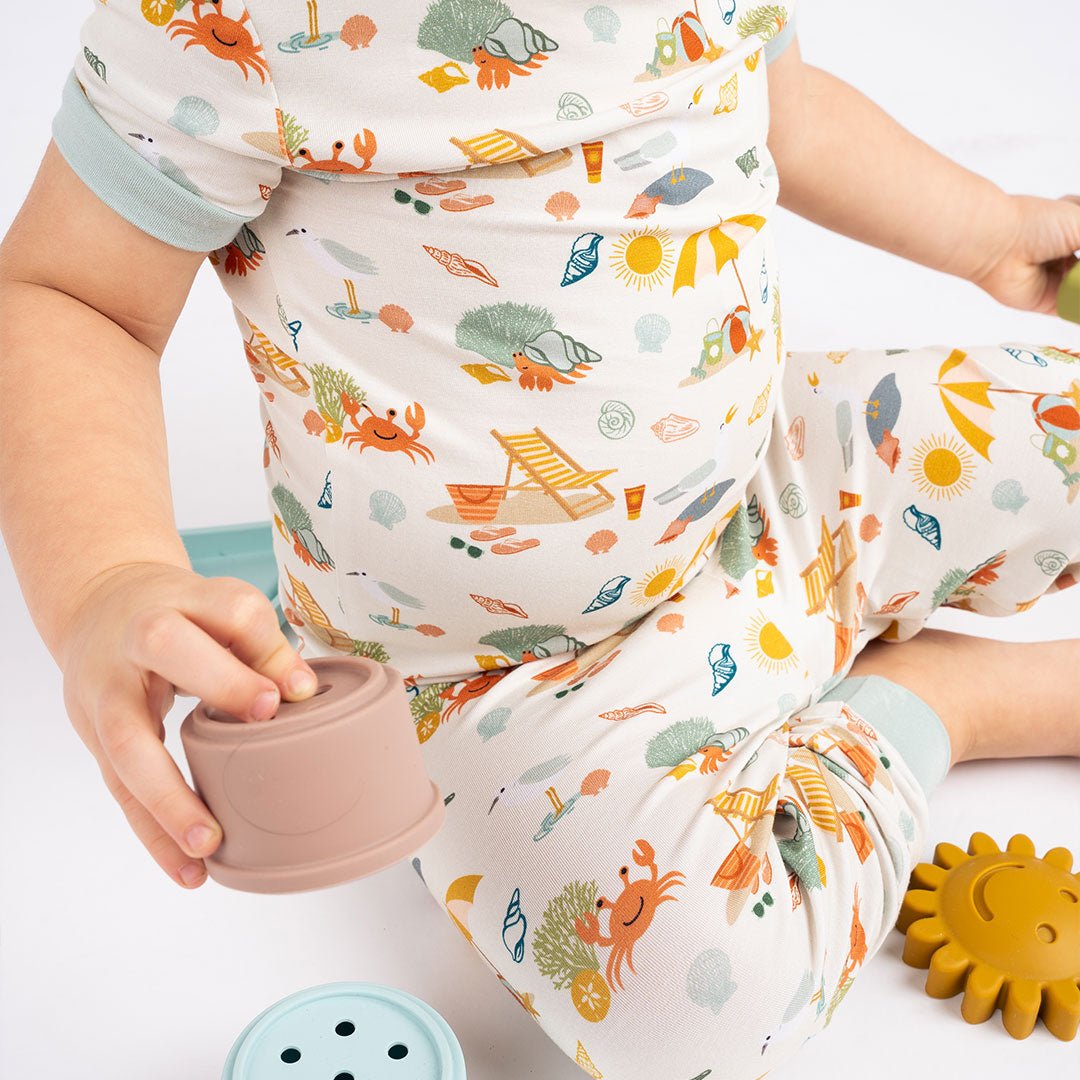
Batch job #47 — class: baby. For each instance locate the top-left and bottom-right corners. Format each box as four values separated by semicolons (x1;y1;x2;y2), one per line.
2;2;1079;1075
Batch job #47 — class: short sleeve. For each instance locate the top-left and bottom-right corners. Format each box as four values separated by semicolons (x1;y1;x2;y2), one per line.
763;12;797;65
50;1;284;252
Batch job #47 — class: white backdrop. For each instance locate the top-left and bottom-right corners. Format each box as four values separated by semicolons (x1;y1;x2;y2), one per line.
2;2;1079;1078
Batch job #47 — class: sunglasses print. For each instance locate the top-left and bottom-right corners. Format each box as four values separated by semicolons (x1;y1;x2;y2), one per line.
393;188;433;214
450;535;483;558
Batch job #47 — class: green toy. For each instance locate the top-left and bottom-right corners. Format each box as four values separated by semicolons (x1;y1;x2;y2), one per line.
896;831;1080;1041
1057;259;1080;323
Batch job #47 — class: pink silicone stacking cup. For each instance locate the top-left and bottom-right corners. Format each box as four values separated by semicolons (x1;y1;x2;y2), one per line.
179;656;445;894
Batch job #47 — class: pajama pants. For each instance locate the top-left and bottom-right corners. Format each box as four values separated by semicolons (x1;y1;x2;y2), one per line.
406;340;1080;1079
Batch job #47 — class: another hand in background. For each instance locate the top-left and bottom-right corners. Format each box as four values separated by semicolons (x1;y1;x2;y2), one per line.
972;193;1080;316
57;562;319;890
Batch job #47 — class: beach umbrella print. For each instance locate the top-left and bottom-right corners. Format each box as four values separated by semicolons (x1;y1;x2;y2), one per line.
931;347;1075;462
671;213;766;299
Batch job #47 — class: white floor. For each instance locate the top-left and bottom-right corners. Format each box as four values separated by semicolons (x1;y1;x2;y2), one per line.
3;1;1080;1077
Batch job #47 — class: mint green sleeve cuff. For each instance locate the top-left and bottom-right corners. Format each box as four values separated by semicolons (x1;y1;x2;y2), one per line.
764;15;797;64
51;69;253;253
818;674;953;799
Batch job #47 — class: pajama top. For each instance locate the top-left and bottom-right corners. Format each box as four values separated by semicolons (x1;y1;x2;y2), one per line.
51;0;798;686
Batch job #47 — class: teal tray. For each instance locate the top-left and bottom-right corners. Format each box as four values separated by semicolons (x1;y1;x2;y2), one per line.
179;520;286;631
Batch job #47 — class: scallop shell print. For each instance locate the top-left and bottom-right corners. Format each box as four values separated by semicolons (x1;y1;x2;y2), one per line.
635;313;671;353
583;5;620;43
169;96;220;137
370;489;406;530
545;190;580;221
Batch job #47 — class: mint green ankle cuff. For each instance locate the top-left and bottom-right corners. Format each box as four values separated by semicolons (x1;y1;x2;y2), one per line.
817;674;952;798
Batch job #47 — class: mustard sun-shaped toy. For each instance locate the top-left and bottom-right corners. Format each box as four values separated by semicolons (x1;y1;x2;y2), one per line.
896;832;1080;1040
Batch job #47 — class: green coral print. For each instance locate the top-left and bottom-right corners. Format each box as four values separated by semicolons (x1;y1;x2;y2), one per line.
532;880;601;989
417;0;514;63
410;682;454;725
931;566;971;610
280;111;311;160
456;302;557;367
349;639;391;663
645;718;749;768
478;623;567;663
736;5;789;42
309;363;365;427
272;484;313;536
1039;345;1080;365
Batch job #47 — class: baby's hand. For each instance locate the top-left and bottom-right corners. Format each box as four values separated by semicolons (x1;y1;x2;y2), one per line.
57;562;318;889
972;194;1080;316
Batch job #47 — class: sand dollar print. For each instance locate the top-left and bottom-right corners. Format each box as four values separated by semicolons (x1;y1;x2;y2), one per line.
598;399;635;439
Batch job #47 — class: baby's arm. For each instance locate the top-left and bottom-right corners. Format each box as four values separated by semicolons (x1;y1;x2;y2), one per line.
765;34;1019;286
0;140;202;661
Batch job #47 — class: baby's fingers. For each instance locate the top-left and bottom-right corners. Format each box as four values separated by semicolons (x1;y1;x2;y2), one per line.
96;692;221;888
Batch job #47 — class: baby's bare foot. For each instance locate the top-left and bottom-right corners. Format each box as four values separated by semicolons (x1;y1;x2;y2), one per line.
845;628;1080;765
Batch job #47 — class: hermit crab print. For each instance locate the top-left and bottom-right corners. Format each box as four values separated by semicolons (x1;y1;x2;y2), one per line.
417;1;559;90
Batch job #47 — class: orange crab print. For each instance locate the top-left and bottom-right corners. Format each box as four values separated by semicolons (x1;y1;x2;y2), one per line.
167;0;270;84
439;667;512;720
575;839;685;992
340;390;434;463
295;132;378;174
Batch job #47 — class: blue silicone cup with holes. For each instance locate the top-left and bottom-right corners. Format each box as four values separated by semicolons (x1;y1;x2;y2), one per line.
222;982;466;1079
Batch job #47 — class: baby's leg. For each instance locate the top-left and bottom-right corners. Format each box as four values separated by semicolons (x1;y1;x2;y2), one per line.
847;629;1080;762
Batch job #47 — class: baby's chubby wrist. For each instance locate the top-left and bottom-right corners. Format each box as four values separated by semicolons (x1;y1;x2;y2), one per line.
959;188;1024;288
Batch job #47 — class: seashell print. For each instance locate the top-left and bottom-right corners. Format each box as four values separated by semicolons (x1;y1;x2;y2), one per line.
650;413;699;441
293;527;333;568
1035;549;1068;575
620;91;669;117
530;632;585;658
580;768;611;795
902;504;941;549
597;399;635;440
582;575;630;613
415;623;446;636
760;253;769;303
522;328;601;372
708;642;736;695
656;612;684;633
875;590;918;615
778;482;807;518
470;593;529;618
859;514;882;541
477;705;511;741
378;303;414;332
423;244;499;287
340;14;377;49
585;529;618;555
736;146;760;177
635;312;672;353
502;888;527;963
169;96;220;137
556;91;593;121
785;415;805;460
561;231;602;286
718;0;737;23
624;192;663;219
642;167;714;206
992;478;1028;514
482;18;559;64
369;489;406;530
583;5;620;43
83;46;106;81
544;190;580;221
